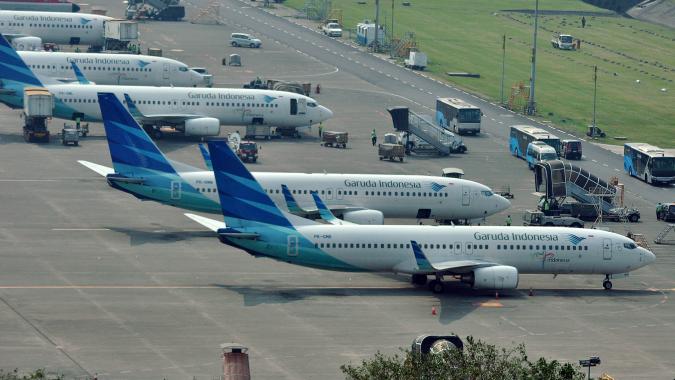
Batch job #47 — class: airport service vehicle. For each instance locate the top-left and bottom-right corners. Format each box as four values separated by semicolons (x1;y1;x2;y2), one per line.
0;10;112;49
404;51;427;71
526;141;558;169
436;97;481;135
656;203;675;222
322;22;342;37
321;131;348;148
561;139;582;160
379;142;405;162
230;33;261;48
126;0;185;21
624;143;675;185
189;67;213;87
522;210;584;228
0;36;332;138
19;51;207;87
0;0;79;12
183;137;655;293
22;86;52;142
551;33;575;50
79;93;511;226
60;124;78;145
441;168;464;179
559;203;640;223
235;141;258;163
510;125;561;159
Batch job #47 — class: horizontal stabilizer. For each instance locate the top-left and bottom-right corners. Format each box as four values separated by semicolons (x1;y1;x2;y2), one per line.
106;174;144;184
185;213;225;232
78;160;114;177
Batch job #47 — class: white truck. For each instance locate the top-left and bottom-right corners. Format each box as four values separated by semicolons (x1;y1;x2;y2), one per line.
551;33;575;50
322;22;343;37
404;51;427;70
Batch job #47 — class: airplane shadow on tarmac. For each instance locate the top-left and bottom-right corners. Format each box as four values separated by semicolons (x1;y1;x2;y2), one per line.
107;226;214;246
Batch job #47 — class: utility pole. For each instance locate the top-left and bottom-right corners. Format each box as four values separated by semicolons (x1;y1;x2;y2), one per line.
592;65;598;129
527;0;539;115
391;0;394;56
374;0;380;51
500;34;506;105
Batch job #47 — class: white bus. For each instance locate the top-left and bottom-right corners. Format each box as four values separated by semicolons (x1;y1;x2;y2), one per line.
509;125;561;159
436;97;481;135
624;143;675;185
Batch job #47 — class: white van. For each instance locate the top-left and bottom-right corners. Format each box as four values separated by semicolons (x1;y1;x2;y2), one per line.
230;33;262;48
526;141;558;169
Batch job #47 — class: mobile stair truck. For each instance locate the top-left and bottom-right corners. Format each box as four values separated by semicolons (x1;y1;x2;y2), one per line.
23;88;54;143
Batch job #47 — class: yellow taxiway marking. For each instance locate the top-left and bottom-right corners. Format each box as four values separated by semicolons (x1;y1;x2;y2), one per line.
473;300;503;308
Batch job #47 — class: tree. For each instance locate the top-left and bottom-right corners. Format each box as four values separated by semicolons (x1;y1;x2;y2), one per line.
340;336;585;380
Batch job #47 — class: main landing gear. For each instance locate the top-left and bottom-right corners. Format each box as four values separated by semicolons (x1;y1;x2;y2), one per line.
411;274;427;286
412;274;446;294
603;274;612;290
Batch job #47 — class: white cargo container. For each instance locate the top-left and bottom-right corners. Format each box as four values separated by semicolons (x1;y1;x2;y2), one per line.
104;20;139;41
404;51;427;70
23;88;54;118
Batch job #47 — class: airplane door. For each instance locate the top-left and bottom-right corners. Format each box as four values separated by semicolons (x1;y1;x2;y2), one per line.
461;186;470;206
298;98;307;115
603;239;612;260
170;181;182;200
464;242;473;255
163;63;170;81
290;99;298;115
287;235;299;256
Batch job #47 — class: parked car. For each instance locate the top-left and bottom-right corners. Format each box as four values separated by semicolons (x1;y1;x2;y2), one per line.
322;22;343;37
230;33;261;48
561;139;582;160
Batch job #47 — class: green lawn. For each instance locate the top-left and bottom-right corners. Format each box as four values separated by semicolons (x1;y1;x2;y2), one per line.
285;0;675;147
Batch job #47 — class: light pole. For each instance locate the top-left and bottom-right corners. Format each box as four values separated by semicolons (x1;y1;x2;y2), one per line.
526;0;539;115
389;0;395;58
579;356;601;379
500;34;506;105
592;65;598;135
374;0;380;51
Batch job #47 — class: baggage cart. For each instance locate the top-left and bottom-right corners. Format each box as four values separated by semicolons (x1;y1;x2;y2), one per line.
378;143;405;162
321;131;348;148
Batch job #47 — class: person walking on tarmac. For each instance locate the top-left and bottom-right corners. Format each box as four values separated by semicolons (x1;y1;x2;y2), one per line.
318;122;323;138
371;129;377;146
506;215;512;226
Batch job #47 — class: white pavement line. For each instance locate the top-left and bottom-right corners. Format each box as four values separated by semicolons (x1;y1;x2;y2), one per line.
51;228;111;231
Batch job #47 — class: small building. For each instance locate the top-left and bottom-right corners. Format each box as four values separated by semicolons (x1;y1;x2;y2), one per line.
356;21;384;46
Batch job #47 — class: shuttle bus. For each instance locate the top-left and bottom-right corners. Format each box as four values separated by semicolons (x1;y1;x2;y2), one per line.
436;97;481;135
624;143;675;185
509;125;561;159
526;141;558;169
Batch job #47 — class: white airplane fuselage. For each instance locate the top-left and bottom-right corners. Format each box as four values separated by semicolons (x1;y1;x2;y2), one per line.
0;10;110;46
20;51;207;87
182;172;511;221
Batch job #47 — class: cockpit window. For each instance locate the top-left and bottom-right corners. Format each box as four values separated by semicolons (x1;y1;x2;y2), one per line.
307;102;318;108
481;190;493;197
623;242;637;249
179;67;188;72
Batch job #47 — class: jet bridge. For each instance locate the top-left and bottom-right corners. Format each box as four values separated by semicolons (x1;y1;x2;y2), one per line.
534;160;617;213
387;107;466;156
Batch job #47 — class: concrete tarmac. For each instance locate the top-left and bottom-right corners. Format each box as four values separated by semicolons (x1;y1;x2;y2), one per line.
0;1;673;379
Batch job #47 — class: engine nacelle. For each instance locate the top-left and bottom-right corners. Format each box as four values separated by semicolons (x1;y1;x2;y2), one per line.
12;37;43;51
184;117;220;137
462;266;519;290
342;209;384;225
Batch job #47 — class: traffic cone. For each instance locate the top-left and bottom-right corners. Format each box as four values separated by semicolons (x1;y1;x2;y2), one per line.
529;288;534;296
431;306;437;315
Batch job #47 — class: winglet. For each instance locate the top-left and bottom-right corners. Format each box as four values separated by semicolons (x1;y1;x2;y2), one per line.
0;34;43;87
123;93;146;118
310;191;345;224
70;61;91;84
411;240;434;272
281;184;304;214
207;140;294;229
198;143;213;170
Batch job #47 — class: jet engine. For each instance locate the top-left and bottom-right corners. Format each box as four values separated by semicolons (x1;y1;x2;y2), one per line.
342;209;384;225
12;37;42;51
184;117;220;136
462;266;519;290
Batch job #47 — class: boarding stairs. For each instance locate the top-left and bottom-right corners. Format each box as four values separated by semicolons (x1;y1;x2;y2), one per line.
535;160;617;214
655;224;675;245
387;107;463;156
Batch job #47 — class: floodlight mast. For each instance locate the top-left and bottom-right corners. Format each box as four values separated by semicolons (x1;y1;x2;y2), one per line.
527;0;539;115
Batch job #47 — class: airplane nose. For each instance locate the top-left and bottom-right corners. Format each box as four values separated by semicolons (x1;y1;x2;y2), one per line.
646;250;656;264
496;194;511;212
319;105;334;121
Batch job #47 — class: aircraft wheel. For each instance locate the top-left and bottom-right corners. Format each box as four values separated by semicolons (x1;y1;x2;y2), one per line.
428;280;444;294
411;274;427;286
603;279;612;290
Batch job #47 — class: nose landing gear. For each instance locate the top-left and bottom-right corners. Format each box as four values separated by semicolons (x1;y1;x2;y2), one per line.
602;274;612;290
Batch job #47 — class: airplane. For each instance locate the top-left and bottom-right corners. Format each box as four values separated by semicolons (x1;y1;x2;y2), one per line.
79;92;510;226
0;10;111;49
0;35;333;138
0;1;80;13
181;136;655;293
19;50;209;87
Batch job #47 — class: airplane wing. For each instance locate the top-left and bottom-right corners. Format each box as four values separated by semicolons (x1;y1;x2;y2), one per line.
411;240;496;274
123;93;202;125
78;160;114;177
310;190;354;225
280;184;357;225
